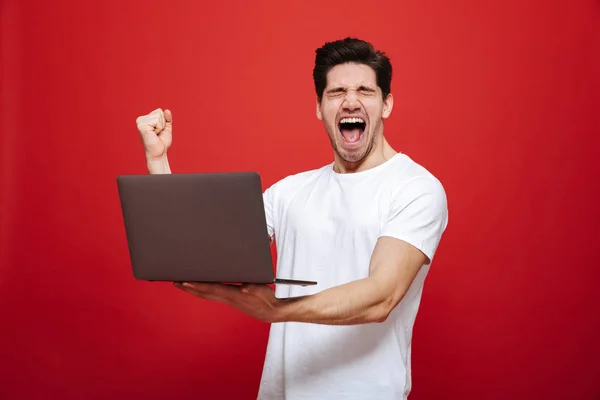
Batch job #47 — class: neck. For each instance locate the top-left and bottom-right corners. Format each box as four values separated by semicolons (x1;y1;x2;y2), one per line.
333;135;397;174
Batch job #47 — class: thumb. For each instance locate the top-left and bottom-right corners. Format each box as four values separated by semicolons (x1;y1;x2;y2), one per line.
164;109;173;127
240;284;254;294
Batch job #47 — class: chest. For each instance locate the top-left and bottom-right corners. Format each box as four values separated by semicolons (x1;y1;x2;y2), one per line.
277;179;392;241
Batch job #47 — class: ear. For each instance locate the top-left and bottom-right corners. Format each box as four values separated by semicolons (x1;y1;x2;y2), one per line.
316;98;323;120
382;93;394;119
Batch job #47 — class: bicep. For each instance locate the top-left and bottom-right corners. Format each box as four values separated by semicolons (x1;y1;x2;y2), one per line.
368;236;428;306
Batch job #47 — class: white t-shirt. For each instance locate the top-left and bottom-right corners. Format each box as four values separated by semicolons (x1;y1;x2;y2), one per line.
258;152;448;400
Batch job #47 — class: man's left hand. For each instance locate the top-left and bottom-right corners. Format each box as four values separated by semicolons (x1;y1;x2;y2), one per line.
174;282;283;323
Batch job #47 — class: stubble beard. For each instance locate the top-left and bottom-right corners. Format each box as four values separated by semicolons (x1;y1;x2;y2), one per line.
326;123;378;165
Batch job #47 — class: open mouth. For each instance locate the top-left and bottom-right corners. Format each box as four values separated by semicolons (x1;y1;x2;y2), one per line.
338;117;366;144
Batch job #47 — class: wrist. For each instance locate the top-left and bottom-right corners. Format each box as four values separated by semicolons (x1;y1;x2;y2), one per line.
146;155;171;174
272;296;305;323
271;300;289;323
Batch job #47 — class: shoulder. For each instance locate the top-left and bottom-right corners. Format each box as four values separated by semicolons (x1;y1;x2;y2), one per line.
387;153;447;210
391;153;444;188
379;154;449;262
263;164;331;200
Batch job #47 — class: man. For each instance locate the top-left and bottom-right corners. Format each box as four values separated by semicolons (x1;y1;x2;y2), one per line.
135;37;448;399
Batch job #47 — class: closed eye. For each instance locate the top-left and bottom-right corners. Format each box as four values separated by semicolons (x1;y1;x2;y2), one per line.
358;86;376;95
326;88;346;97
325;86;377;97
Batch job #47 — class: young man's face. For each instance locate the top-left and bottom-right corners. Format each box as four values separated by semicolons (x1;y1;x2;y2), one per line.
317;62;393;165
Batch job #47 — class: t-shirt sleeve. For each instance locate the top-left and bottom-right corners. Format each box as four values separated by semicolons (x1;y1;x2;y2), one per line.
263;185;276;239
379;176;449;264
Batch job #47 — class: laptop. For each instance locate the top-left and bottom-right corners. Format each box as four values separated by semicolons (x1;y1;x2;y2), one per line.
116;172;317;286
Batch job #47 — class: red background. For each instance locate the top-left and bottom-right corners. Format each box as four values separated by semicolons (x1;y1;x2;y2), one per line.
1;0;599;399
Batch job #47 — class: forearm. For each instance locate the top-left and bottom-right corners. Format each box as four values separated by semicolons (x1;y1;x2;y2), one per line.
147;155;171;174
275;278;394;325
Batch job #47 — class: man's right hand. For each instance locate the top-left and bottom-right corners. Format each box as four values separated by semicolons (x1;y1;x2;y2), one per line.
136;108;173;174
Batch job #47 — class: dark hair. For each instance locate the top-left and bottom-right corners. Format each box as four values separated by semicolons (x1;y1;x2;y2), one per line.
313;37;392;102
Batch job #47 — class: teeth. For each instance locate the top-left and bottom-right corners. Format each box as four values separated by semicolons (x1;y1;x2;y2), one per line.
340;117;365;124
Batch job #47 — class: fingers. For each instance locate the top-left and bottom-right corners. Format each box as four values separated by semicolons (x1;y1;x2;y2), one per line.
156;109;165;133
135;108;167;135
135;108;174;160
174;282;222;302
174;282;219;301
157;109;172;143
174;282;267;299
176;282;240;297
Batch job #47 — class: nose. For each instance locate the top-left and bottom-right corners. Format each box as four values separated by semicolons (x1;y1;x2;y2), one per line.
342;89;361;111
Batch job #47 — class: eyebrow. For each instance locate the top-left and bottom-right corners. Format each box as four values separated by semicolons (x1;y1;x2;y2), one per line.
325;85;377;93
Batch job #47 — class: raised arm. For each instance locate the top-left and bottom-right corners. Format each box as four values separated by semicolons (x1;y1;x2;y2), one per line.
136;108;274;245
135;108;173;175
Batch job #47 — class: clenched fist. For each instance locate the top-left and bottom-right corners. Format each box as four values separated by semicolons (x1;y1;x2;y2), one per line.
136;108;173;174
